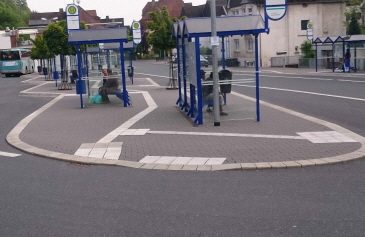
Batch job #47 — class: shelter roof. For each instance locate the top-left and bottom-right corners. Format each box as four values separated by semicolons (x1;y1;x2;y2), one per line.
177;15;265;38
312;35;365;44
86;42;134;53
68;28;128;45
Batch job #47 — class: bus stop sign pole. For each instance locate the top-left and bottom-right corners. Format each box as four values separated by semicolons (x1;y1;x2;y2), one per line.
210;0;220;126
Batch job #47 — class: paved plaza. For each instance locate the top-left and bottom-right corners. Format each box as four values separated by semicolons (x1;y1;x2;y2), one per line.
6;68;365;171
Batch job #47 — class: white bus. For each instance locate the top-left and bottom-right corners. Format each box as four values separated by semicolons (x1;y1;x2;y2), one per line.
0;49;34;77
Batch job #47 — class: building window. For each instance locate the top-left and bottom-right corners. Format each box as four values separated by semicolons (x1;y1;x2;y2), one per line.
248;8;252;14
242;8;246;14
301;20;309;30
246;38;253;52
234;39;240;51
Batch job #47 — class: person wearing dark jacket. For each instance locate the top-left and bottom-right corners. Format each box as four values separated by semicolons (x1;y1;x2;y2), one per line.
98;68;119;103
202;73;227;116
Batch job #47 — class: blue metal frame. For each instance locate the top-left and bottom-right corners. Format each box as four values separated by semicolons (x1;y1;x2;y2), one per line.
67;28;129;108
173;15;269;125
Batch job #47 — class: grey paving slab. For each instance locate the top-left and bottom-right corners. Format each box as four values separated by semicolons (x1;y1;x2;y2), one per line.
19;93;147;155
12;77;365;171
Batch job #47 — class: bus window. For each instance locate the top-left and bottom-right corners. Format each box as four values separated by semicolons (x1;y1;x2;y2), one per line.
0;51;21;61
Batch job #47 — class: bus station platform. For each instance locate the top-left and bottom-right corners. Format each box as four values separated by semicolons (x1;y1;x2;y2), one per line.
6;72;365;171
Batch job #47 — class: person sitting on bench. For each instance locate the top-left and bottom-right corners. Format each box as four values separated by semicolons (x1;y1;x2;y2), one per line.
98;68;119;103
202;72;227;116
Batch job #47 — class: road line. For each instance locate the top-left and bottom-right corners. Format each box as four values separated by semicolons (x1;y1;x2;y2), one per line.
0;151;21;157
21;75;44;83
147;130;304;140
97;91;158;143
146;77;160;87
235;73;333;81
137;73;169;78
234;85;365;101
338;79;365;83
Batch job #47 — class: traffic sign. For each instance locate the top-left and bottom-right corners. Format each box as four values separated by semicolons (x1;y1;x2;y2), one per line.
265;0;287;21
132;21;141;44
307;22;313;40
66;4;80;30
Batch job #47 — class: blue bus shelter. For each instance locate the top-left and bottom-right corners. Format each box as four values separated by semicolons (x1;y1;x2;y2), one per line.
172;15;268;125
68;28;129;108
313;35;365;72
86;42;136;83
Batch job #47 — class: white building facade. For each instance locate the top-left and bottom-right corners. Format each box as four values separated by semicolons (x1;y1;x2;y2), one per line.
226;0;347;67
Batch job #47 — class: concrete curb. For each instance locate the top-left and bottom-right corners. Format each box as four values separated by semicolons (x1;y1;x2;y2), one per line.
6;85;365;171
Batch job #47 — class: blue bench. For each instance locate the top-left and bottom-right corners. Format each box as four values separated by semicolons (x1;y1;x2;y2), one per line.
112;89;131;105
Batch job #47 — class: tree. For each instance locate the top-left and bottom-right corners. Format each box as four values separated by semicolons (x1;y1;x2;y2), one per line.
300;40;315;58
345;0;364;34
146;6;178;58
42;20;87;79
0;0;30;29
347;9;362;35
30;35;52;60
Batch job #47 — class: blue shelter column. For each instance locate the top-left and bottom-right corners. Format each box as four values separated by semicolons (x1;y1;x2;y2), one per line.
332;43;335;72
254;34;260;122
76;45;84;109
315;43;318;72
119;42;128;107
342;42;345;73
53;54;58;86
195;37;203;125
107;50;111;69
354;44;357;72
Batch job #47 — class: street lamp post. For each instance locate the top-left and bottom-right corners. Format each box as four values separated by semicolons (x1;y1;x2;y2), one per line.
210;0;220;126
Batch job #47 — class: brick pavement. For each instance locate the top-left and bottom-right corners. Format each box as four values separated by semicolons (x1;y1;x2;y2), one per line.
14;76;363;168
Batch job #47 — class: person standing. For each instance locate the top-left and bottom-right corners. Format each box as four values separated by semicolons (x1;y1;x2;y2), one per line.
344;49;351;72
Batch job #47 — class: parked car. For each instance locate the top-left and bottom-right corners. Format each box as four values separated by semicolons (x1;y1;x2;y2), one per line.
200;55;209;68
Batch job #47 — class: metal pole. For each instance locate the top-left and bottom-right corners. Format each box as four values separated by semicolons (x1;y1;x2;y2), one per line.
119;42;128;107
210;0;220;126
332;43;335;72
315;43;318;72
76;45;83;108
255;34;260;122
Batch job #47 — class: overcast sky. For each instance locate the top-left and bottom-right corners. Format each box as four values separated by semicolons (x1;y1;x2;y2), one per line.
26;0;208;25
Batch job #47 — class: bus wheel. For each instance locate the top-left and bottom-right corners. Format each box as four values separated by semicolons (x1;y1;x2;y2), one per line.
15;74;21;77
5;74;10;77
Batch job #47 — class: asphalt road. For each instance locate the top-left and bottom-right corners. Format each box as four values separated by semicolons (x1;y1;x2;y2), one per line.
1;65;365;236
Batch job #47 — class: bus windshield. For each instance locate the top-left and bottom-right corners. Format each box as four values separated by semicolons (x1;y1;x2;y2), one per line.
0;51;21;61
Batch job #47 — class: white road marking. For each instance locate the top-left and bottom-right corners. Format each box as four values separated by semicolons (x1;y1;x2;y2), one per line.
137;73;169;79
74;142;123;160
297;131;357;143
147;130;304;140
21;75;44;83
97;91;158;143
146;77;160;87
338;79;365;83
0;151;21;157
234;73;333;81
234;85;365;102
